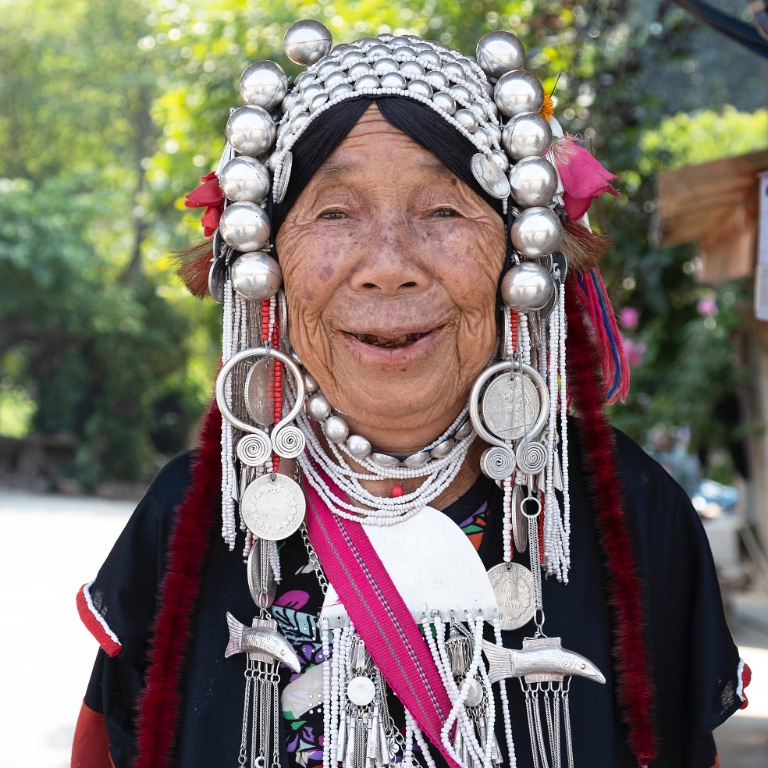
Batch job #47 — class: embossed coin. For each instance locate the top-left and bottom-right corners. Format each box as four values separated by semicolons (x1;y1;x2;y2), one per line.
481;373;541;441
245;358;276;426
487;562;535;630
240;474;306;541
471;152;511;200
347;675;376;706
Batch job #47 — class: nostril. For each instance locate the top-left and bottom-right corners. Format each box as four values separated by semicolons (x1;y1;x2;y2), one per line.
401;281;417;288
362;282;377;289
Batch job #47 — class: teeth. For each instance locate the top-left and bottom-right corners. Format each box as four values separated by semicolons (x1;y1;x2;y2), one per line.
353;332;428;348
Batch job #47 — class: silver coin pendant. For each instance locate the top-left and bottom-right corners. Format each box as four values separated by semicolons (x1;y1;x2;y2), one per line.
245;358;276;426
487;561;535;630
481;372;541;441
240;474;306;541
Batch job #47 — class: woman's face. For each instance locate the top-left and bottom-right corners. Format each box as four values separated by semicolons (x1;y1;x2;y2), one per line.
276;105;506;450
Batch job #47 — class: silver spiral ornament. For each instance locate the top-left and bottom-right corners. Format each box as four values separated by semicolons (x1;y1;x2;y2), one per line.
271;424;306;459
515;440;547;475
480;446;516;480
236;432;272;467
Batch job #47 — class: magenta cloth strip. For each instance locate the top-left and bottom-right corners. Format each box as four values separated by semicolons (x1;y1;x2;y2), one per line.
304;478;459;768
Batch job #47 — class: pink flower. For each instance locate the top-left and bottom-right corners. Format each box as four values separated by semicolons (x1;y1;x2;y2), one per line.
552;135;620;219
619;306;639;330
697;297;718;317
621;336;647;367
184;171;225;237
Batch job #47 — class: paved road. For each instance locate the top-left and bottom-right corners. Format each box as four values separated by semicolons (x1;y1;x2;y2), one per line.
1;488;765;768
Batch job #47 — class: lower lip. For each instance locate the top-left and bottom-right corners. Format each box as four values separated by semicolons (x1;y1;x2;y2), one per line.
342;327;444;366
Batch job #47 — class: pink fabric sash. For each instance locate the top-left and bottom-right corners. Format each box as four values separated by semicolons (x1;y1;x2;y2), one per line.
304;477;459;768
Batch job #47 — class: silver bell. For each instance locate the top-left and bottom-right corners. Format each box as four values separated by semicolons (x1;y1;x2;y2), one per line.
508;157;558;208
500;262;556;312
476;31;526;78
283;20;333;66
501;112;553;161
510;207;562;258
230;252;282;301
493;71;544;118
240;61;289;111
219;157;271;204
219;202;271;252
226;105;277;157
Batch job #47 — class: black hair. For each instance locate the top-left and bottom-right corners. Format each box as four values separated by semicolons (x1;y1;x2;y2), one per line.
269;95;504;239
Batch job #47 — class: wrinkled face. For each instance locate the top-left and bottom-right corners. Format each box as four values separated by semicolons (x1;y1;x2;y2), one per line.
276;105;505;448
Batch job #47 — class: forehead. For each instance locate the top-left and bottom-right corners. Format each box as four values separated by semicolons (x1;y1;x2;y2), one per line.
310;103;455;184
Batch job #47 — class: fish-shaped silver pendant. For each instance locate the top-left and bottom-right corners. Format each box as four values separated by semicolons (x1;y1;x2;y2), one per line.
224;612;301;672
482;636;606;685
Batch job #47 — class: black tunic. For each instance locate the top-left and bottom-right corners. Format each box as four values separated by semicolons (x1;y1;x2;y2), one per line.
79;426;743;768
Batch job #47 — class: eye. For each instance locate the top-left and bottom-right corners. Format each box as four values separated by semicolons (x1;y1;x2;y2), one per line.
320;208;347;220
432;207;460;218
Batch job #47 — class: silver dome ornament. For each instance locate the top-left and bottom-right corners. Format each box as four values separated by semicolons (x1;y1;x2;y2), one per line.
417;50;441;68
230;252;283;301
476;31;526;78
392;45;417;58
510;206;563;258
349;62;372;80
354;74;380;91
399;60;426;79
367;44;391;60
324;70;347;90
494;70;544;117
346;434;373;460
473;126;492;148
340;50;365;68
404;451;430;468
219;202;271;252
500;262;556;312
471;153;511;200
443;61;465;81
239;61;289;111
380;72;407;90
407;79;433;99
219;157;271;204
454;108;479;133
432;91;456;115
450;84;473;104
226;106;277;157
306;392;332;422
425;70;449;90
372;452;400;468
290;112;310;134
430;439;454;459
491;150;510;173
323;415;349;444
508;156;559;208
329;82;354;100
373;57;399;76
501;112;552;160
283;20;332;66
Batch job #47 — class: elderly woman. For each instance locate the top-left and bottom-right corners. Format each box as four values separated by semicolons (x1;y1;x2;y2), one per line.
73;21;747;768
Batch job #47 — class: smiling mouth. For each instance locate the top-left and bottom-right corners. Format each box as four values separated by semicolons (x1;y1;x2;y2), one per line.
349;331;432;349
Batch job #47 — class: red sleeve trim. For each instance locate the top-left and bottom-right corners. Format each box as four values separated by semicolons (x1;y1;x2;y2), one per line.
77;583;122;657
737;659;752;710
71;700;114;768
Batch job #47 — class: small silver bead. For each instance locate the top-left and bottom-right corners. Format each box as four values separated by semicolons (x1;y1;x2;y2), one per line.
407;79;433;99
346;434;373;459
404;451;430;468
283;19;333;66
302;372;319;394
380;72;406;90
306;392;332;421
323;415;350;444
432;91;456;115
430;439;454;459
372;452;400;468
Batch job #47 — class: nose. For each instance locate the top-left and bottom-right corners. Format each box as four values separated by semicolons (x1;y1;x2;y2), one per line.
349;218;430;295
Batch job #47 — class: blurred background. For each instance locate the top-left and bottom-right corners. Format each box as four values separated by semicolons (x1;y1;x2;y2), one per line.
0;0;767;765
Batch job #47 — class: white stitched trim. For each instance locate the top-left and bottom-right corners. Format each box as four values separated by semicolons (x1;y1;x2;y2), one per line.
82;580;121;646
736;658;746;701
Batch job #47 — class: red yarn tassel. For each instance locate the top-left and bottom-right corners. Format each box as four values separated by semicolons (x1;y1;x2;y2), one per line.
565;279;656;765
